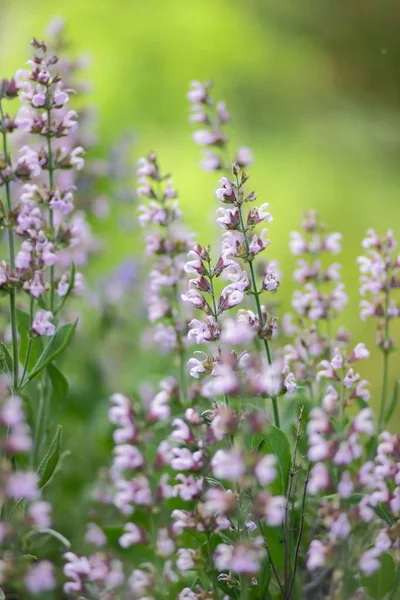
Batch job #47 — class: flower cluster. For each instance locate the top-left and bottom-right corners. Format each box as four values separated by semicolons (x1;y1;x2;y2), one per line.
283;211;348;384
305;345;400;594
137;153;194;360
62;386;288;599
0;31;92;598
187;80;253;172
2;34;399;599
358;229;400;335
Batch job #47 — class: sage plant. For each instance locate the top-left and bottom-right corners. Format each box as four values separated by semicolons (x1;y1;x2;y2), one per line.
0;35;89;596
1;35;399;600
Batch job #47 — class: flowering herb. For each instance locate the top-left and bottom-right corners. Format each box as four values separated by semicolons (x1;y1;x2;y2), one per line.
0;42;398;600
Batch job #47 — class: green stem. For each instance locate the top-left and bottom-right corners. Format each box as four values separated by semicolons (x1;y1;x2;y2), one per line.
19;296;34;389
208;261;231;410
173;282;188;405
0;100;19;391
34;386;45;466
46;108;55;313
236;201;280;427
378;289;391;430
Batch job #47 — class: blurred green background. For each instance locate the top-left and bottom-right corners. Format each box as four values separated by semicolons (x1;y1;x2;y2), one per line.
1;0;399;556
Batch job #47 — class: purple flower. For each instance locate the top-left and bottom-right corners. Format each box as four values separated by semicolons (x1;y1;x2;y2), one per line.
308;463;330;495
187;81;208;103
200;150;221;172
215;176;235;203
27;501;52;528
235;146;253;167
118;522;144;548
85;523;107;547
211;449;245;480
307;540;327;570
25;561;56;594
32;310;55;337
7;471;38;499
214;540;265;575
359;548;381;575
176;548;196;572
254;454;277;485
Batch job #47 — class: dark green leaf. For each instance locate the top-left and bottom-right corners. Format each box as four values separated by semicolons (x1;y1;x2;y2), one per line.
361;552;396;598
37;425;62;489
262;525;285;569
253;425;291;494
25;527;70;549
26;321;78;383
0;342;13;377
47;364;69;405
374;502;393;525
257;554;272;599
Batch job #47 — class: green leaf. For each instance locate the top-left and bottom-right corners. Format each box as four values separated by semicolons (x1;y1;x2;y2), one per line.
374;502;393;526
25;321;78;383
262;525;285;569
25;528;71;549
17;308;43;373
258;555;272;599
253;425;291;494
0;342;13;377
384;380;399;425
361;552;396;598
47;364;69;405
37;425;62;489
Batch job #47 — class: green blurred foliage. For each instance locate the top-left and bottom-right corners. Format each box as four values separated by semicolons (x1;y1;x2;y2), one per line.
1;0;399;560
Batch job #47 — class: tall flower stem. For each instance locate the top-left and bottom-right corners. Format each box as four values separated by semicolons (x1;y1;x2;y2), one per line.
207;259;231;410
378;290;391;430
19;296;35;389
0;100;19;391
236;193;280;427
46;108;55;313
173;281;188;405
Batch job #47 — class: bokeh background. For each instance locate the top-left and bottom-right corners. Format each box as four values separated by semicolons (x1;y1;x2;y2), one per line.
1;0;399;557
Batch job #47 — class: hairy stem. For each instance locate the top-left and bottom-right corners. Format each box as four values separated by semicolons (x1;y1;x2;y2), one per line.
286;464;311;599
19;296;35;389
236;196;280;427
378;289;391;430
46;108;55;313
284;406;304;595
0;100;19;391
208;260;231;410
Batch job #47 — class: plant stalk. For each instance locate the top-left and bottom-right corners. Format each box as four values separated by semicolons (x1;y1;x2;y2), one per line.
236;197;280;427
0;100;19;391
